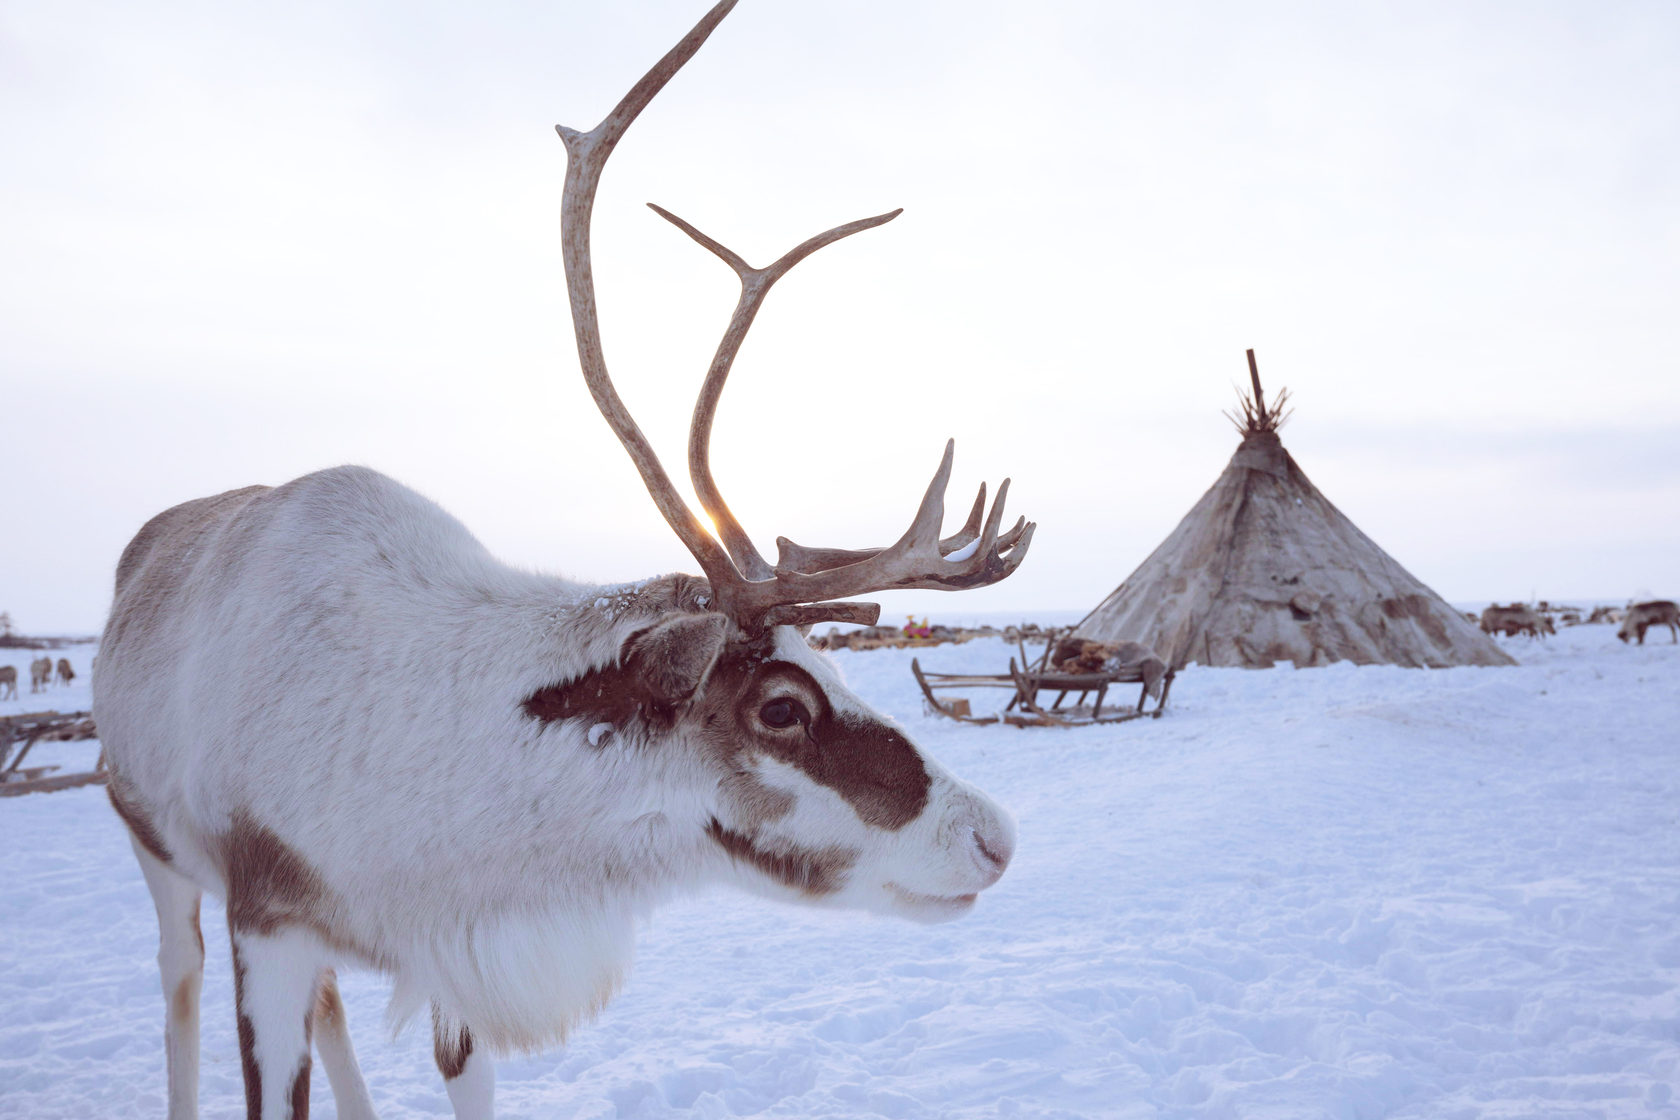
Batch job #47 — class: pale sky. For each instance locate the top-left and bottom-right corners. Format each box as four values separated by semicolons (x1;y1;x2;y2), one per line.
3;0;1677;634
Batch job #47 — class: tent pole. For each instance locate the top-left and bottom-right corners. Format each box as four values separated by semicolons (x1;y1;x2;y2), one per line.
1246;348;1268;425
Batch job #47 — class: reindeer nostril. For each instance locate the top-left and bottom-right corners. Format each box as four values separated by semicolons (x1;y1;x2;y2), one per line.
972;827;1009;872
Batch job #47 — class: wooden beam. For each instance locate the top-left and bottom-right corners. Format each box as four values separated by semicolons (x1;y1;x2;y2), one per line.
0;770;108;797
1246;348;1267;424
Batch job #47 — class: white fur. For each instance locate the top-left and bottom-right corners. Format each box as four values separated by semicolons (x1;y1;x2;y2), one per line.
96;466;1015;1116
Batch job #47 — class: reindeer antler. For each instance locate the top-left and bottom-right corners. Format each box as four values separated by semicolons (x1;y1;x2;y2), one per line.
655;201;903;583
555;0;741;593
556;0;1033;631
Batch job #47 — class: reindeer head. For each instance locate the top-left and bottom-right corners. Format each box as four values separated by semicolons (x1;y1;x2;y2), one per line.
546;0;1031;920
523;593;1016;922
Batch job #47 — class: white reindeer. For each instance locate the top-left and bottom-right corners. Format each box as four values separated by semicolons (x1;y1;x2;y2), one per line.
30;655;53;693
93;4;1032;1119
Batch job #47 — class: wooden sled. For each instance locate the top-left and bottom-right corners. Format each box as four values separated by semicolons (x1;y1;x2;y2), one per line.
1005;657;1175;726
913;636;1175;728
0;710;105;797
910;659;1016;725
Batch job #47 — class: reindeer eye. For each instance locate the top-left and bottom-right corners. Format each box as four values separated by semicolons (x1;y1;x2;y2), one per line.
758;698;807;730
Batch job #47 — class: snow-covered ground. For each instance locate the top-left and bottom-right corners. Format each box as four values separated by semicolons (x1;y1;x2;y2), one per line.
3;622;1678;1119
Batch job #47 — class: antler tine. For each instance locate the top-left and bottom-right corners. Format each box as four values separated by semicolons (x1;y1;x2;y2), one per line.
647;203;751;275
649;202;902;583
651;204;902;285
724;443;1034;623
942;482;989;553
555;0;744;593
903;438;957;550
995;515;1029;553
974;476;1011;555
775;481;988;575
995;521;1036;576
556;0;739;158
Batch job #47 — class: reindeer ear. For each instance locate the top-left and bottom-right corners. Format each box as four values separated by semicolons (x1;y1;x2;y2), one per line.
623;613;729;707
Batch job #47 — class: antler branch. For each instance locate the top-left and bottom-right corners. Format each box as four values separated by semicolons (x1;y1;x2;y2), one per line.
554;0;1033;631
647;202;902;581
736;441;1035;624
555;0;742;590
775;483;1030;573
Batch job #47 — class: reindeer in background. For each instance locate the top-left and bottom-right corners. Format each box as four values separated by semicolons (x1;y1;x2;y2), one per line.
1619;600;1680;645
94;4;1033;1118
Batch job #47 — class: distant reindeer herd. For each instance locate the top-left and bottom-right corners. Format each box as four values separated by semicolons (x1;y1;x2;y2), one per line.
1478;603;1556;640
0;655;78;698
0;655;78;701
1471;599;1679;645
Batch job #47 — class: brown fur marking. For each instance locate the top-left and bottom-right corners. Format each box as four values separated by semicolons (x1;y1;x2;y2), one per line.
718;768;796;827
314;974;345;1029
107;775;172;864
432;1003;475;1081
803;713;930;830
705;656;932;831
234;939;316;1119
529;626;931;844
288;1058;311;1120
222;812;382;969
523;613;727;735
234;942;261;1120
523;660;651;732
106;486;270;649
224;809;331;936
706;818;856;896
171;976;195;1023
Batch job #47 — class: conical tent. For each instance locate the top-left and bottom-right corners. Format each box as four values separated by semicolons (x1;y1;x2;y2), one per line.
1074;355;1514;671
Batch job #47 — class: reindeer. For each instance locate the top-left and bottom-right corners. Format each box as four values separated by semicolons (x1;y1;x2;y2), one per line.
1480;603;1550;639
56;658;75;686
30;655;53;693
1618;600;1680;645
0;665;16;700
94;5;1031;1119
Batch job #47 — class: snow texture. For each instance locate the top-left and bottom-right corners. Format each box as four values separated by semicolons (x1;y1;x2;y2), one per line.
2;623;1677;1118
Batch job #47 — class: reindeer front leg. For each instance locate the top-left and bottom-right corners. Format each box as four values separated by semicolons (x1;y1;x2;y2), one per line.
311;971;378;1120
132;839;204;1120
231;928;326;1120
433;1002;494;1120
